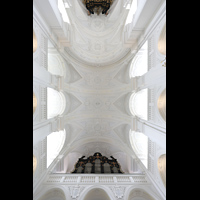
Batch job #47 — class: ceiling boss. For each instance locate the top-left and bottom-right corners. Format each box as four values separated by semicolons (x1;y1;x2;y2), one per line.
83;0;113;16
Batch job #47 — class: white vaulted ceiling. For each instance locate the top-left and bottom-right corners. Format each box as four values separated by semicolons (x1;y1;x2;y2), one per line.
61;0;164;66
63;0;130;66
33;0;165;173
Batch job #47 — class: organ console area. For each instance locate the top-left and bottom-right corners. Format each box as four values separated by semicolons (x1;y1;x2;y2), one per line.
71;152;123;173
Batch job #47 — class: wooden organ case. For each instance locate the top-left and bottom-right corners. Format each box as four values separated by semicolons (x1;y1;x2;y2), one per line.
71;152;123;173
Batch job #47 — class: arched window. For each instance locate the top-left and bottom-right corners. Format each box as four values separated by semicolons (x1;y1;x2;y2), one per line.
129;41;148;78
125;0;138;25
129;131;148;168
48;54;65;76
129;89;148;120
47;87;66;119
47;129;66;168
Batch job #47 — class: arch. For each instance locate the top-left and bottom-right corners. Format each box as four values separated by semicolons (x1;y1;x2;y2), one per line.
125;187;157;200
62;136;138;167
47;129;66;168
80;186;115;200
33;30;38;53
38;187;66;200
157;154;166;188
48;54;65;76
47;87;66;119
114;92;133;116
129;89;148;120
157;88;166;122
83;188;111;200
157;23;166;55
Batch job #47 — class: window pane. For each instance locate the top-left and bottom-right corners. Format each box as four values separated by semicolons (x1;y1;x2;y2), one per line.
47;130;66;168
130;41;148;78
129;89;148;120
130;131;148;168
47;87;66;119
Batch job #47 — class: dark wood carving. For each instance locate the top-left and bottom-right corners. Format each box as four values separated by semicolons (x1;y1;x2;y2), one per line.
83;0;113;15
71;152;123;173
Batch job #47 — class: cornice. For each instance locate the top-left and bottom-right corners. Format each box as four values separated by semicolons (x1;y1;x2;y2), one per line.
142;0;166;43
33;3;52;38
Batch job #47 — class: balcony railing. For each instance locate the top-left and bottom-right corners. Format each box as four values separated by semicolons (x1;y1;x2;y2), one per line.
44;173;149;185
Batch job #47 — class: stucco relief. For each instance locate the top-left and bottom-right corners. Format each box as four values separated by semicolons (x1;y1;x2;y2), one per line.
63;0;129;66
84;97;112;111
108;186;125;199
84;73;111;88
84;119;111;136
90;18;105;32
69;186;85;199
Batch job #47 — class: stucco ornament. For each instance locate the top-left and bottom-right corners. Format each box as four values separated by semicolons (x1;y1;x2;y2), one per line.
113;186;125;199
69;186;84;199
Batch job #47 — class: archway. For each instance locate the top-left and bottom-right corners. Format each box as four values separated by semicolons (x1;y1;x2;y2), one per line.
129;89;148;120
127;188;155;200
47;87;66;119
38;188;66;200
81;187;113;200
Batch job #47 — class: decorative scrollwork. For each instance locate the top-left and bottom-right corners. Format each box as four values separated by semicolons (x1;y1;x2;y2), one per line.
83;0;113;15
